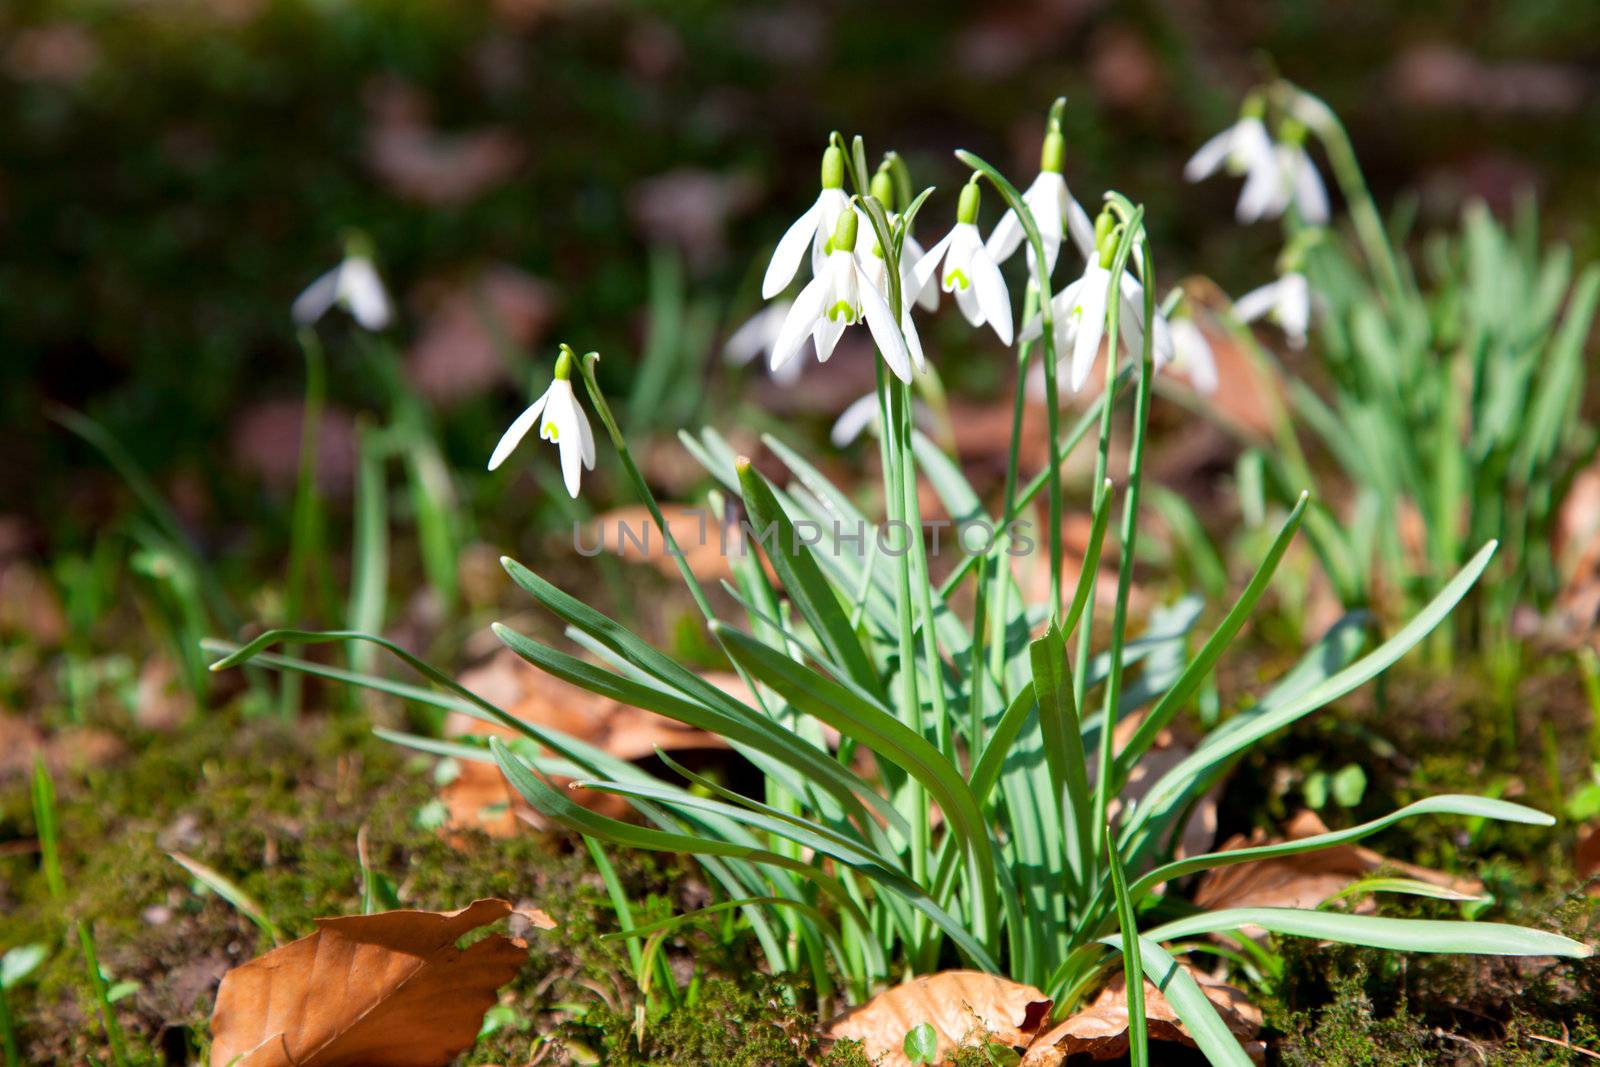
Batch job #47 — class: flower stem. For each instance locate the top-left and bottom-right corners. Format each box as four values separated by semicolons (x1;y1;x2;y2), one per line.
1090;207;1154;860
574;350;719;626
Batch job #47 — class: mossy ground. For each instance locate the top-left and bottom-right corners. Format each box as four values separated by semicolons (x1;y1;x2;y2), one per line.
0;705;866;1066
2;647;1597;1064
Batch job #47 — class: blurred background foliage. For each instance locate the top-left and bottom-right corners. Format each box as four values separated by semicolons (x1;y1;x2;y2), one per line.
3;0;1599;545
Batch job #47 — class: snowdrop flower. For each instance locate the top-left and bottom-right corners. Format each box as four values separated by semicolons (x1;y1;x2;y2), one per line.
830;391;936;447
762;145;850;299
1234;271;1313;349
1167;314;1218;395
1271;120;1330;225
488;346;595;498
1022;214;1175;392
986;121;1095;274
913;179;1014;345
723;301;802;385
292;236;392;329
770;209;921;382
1184;98;1281;225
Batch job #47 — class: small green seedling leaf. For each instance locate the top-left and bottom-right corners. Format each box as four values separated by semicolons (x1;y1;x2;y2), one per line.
903;1022;939;1064
1331;764;1368;808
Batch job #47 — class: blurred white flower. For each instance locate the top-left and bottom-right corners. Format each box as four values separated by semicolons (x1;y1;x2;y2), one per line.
1234;272;1313;349
762;145;850;298
830;391;936;447
770;210;920;383
1184;105;1280;225
913;180;1013;345
488;348;596;497
723;301;801;384
1272;134;1330;225
1167;316;1218;394
292;241;392;330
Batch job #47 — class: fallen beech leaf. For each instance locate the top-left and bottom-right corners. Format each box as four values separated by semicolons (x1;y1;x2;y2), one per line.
1195;809;1480;919
1022;967;1262;1064
1088;710;1218;863
0;715;122;785
824;970;1051;1067
209;899;530;1067
584;504;745;583
1576;824;1600;896
442;650;730;838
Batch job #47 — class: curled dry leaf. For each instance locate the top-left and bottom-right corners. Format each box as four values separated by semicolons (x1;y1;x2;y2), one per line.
1022;967;1263;1065
209;898;533;1067
442;650;730;838
823;970;1051;1067
1194;809;1481;919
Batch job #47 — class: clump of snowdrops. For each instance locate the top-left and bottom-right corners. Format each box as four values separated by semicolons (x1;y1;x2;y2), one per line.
214;97;1591;1064
1189;79;1600;672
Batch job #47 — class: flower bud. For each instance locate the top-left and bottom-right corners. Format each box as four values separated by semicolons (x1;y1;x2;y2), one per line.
870;166;895;207
957;178;981;225
821;146;845;191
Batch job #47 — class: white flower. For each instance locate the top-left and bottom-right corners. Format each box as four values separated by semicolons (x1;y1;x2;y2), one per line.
986;126;1095;274
1167;316;1219;395
858;232;928;372
1022;250;1175;393
762;146;850;299
769;210;921;383
723;301;802;385
830;391;936;447
292;245;392;329
488;352;596;498
1184;112;1279;224
1234;272;1312;349
912;181;1013;345
1274;140;1330;225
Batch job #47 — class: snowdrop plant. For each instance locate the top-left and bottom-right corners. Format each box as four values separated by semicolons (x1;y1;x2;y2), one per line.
291;234;393;331
214;106;1591;1065
1212;81;1600;671
487;345;597;497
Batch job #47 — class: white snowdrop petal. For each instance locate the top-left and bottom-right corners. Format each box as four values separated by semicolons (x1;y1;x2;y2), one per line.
762;199;822;299
985;207;1025;264
291;267;342;326
1232;281;1280;323
812;316;847;363
487;391;549;471
858;268;914;382
1184;127;1235;182
969;246;1014;345
769;277;827;373
830;393;881;447
1293;152;1331;224
341;258;392;330
911;229;955;294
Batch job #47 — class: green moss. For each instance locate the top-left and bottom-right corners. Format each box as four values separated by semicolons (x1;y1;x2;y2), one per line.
0;708;788;1064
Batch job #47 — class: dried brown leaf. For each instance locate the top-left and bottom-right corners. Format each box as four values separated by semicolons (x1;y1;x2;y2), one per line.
1022;967;1262;1064
208;898;531;1067
1576;823;1600;896
823;970;1051;1067
1194;809;1480;918
441;650;730;838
